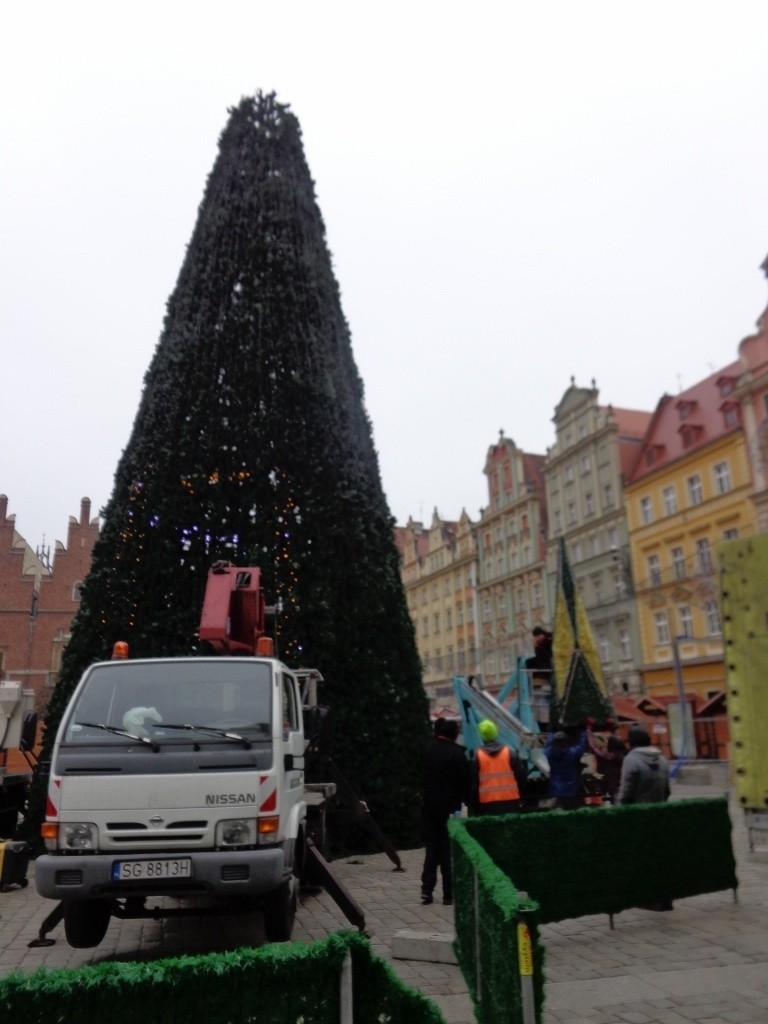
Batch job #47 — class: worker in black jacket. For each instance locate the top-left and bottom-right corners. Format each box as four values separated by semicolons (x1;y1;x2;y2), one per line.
420;718;470;906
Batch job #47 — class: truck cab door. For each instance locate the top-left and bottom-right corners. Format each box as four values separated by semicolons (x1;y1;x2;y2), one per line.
280;674;304;790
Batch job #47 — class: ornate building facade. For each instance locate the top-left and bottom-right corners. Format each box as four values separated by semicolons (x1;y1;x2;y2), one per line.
0;495;99;709
624;363;754;701
543;382;651;696
475;434;550;693
395;510;478;710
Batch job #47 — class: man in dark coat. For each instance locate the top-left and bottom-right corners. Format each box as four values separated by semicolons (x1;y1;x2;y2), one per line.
420;718;470;906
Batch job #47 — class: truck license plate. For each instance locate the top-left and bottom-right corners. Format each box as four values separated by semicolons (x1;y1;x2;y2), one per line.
112;858;192;881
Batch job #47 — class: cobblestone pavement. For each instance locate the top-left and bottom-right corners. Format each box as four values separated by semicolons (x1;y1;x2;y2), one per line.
1;779;766;1024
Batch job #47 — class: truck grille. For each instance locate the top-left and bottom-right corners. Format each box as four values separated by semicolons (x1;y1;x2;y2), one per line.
221;865;249;881
55;869;84;886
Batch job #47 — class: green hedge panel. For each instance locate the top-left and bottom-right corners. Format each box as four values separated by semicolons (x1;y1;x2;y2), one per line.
0;931;444;1024
462;798;737;924
449;818;545;1024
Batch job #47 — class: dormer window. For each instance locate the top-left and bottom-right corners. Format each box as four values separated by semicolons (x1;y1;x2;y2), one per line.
679;423;703;449
721;402;740;429
717;376;736;398
644;443;665;466
676;399;696;420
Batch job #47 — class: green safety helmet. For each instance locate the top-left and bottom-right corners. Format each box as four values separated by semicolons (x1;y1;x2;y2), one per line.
478;719;498;742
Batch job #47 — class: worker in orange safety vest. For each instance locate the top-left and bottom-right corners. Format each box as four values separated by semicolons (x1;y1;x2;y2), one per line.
469;719;527;815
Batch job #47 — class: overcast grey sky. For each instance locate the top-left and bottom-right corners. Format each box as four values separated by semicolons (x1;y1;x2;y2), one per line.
2;1;767;552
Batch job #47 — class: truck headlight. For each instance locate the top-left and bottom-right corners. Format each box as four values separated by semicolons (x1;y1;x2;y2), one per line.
216;818;257;847
60;823;99;851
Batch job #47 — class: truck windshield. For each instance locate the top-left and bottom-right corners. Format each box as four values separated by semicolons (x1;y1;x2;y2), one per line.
62;659;272;747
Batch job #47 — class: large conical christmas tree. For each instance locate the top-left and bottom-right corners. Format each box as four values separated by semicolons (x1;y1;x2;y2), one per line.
28;92;429;849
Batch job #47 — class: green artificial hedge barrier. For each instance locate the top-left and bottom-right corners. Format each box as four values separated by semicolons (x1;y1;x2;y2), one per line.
460;797;737;924
0;931;445;1024
449;818;545;1024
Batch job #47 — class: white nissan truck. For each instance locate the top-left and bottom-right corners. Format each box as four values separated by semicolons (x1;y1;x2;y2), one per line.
34;653;307;948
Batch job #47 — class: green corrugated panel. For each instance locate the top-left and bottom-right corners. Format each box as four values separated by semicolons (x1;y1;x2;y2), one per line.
719;535;768;811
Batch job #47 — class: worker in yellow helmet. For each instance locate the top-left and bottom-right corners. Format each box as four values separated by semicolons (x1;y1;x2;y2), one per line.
469;719;527;815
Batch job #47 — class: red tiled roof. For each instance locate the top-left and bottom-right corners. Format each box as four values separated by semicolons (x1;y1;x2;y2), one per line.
610;407;654;439
625;360;742;484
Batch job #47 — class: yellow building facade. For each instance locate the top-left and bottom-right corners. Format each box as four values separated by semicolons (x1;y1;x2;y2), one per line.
625;364;755;700
396;511;478;712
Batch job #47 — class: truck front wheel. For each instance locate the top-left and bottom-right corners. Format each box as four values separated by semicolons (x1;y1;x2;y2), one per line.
64;899;112;948
262;876;297;942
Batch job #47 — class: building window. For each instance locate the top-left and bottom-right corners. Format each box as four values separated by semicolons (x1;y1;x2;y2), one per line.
516;589;527;613
433;612;440;633
713;461;731;495
483;600;492;623
432;583;439;600
554;509;562;532
456;604;464;625
723;405;739;428
618;628;631;660
695;537;713;574
705;600;721;635
467;602;475;622
602;482;614;509
533;581;543;609
572;541;582;563
567;502;577;526
497;595;506;619
72;581;84;602
598;634;610;662
446;607;453;629
607;526;618;549
654;611;670;645
564;464;574;484
723;527;739;540
590;534;600;557
592;575;604;604
678;605;694;639
422;617;429;637
671;546;686;580
662;486;677;516
647;554;662;587
581;454;591;474
585;492;595;516
687;474;703;506
640;496;653;525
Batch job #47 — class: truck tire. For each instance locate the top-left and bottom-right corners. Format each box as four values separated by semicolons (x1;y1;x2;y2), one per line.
262;876;298;942
64;899;112;948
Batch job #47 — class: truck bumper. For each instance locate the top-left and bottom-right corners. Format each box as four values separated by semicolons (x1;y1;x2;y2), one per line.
34;846;290;902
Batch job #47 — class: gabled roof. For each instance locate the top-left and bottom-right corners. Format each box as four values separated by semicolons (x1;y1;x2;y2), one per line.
625;360;742;484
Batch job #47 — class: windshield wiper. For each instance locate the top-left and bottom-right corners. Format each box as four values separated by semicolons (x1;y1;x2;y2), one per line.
75;722;160;752
156;723;252;750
